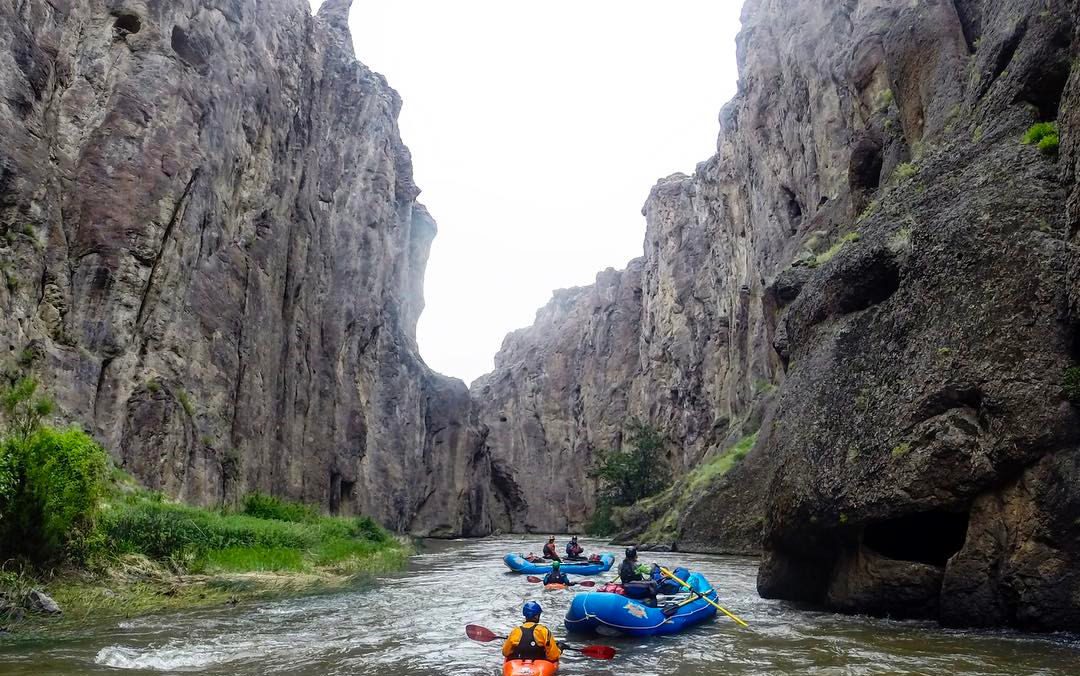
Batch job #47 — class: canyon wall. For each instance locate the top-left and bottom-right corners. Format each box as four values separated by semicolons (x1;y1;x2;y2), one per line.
476;0;1080;631
0;0;493;536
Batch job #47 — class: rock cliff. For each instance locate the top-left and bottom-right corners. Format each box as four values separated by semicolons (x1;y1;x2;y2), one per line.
0;0;493;536
476;0;1080;630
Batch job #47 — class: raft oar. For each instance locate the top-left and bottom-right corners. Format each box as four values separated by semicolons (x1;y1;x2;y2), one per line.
658;566;749;628
465;624;616;659
525;576;596;587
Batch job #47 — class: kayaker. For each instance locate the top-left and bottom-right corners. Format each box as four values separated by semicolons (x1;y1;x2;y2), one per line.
542;536;561;561
565;536;584;560
619;546;644;582
619;546;658;603
502;601;563;663
543;561;571;586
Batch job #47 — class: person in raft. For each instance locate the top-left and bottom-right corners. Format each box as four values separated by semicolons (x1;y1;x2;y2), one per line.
542;561;571;586
565;536;585;560
542;536;561;561
618;546;659;603
502;601;563;664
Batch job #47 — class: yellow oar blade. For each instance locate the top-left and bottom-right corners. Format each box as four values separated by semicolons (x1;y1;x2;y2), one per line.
659;566;749;628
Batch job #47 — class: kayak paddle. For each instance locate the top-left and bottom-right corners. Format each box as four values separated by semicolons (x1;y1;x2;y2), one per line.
658;566;749;628
525;576;596;587
465;624;616;659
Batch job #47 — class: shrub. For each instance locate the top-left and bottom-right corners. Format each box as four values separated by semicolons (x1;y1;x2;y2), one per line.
892;162;919;183
1022;122;1058;145
891;442;912;458
875;89;894;112
242;492;319;523
0;427;109;563
586;421;671;535
176;389;195;417
2;377;54;443
1038;134;1060;156
1064;367;1080;405
589;421;671;508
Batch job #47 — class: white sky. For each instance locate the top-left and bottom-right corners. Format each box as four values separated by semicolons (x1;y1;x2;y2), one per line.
310;1;743;384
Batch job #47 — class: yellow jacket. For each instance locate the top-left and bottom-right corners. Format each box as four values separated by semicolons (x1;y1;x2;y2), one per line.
501;622;562;661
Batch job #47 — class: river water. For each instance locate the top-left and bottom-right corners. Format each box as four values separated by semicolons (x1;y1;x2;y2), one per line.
2;536;1078;675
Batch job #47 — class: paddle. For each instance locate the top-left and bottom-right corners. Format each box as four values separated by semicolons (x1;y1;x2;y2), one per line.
658;566;749;628
465;624;616;659
525;576;596;587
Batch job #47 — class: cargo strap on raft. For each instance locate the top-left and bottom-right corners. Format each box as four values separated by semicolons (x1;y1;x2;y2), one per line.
661;588;715;617
658;566;749;628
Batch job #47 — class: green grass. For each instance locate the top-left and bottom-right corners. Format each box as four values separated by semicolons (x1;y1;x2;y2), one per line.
242;492;320;523
857;200;879;223
875;89;894;112
688;432;758;491
97;494;399;574
1038;134;1060;156
810;232;860;267
176;389;195;417
891;442;912;458
203;546;305;572
892;162;919;183
1022;122;1060;156
1022;121;1058;145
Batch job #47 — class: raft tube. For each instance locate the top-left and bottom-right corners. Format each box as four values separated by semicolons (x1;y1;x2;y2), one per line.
563;571;718;637
503;553;614;575
503;659;558;676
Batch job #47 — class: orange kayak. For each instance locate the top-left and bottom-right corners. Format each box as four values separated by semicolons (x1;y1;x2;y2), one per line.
503;659;558;676
543;583;567;591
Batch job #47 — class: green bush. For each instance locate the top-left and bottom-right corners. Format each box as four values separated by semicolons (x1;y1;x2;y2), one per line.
0;427;109;562
1022;122;1058;145
1038;134;1060;156
2;377;54;443
589;421;671;508
242;492;320;523
892;162;919;183
586;421;671;536
1064;367;1080;405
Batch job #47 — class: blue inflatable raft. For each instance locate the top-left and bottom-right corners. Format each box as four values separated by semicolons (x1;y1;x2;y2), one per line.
502;553;615;575
563;571;718;636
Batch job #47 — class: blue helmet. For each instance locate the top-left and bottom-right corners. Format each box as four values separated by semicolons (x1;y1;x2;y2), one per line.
522;601;542;619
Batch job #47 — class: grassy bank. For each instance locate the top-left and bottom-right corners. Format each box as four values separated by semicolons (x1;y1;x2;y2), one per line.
2;492;409;634
0;378;408;634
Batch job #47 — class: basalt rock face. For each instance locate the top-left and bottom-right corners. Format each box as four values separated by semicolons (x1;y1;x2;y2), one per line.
0;0;493;536
478;0;1080;630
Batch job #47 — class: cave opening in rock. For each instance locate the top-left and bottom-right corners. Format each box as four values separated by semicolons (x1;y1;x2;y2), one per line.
848;139;884;195
114;14;142;34
1020;61;1070;121
340;478;357;512
863;509;969;566
834;252;901;316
